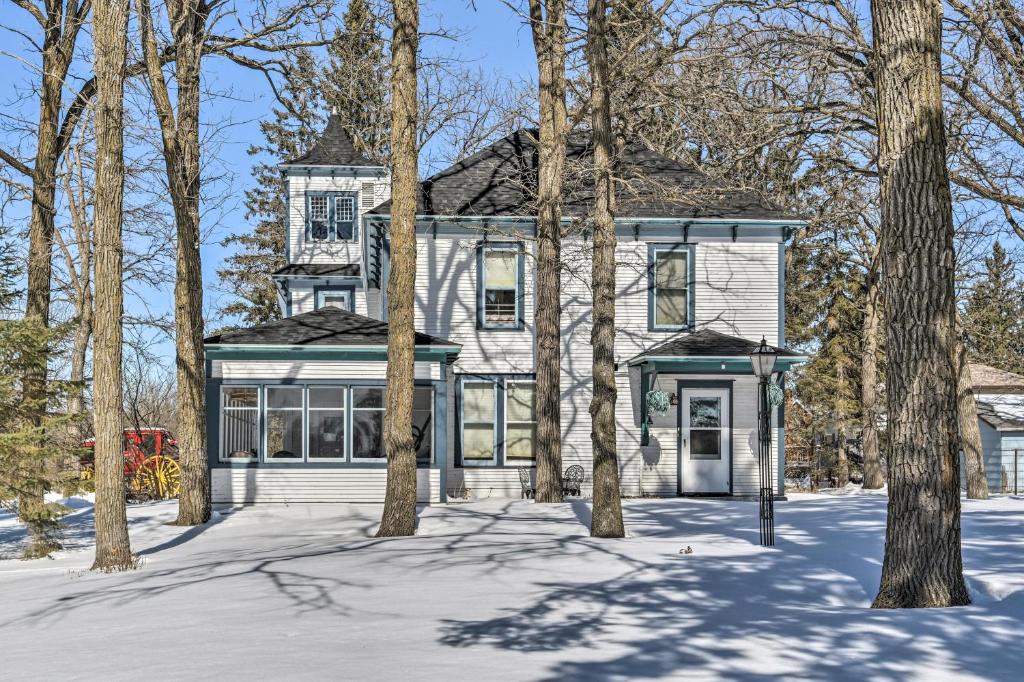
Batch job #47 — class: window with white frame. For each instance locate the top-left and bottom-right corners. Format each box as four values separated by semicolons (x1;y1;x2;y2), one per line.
221;386;259;459
305;191;357;241
266;386;303;459
308;387;345;459
651;246;691;330
315;288;354;311
351;387;385;460
479;244;522;329
504;381;537;463
461;380;497;464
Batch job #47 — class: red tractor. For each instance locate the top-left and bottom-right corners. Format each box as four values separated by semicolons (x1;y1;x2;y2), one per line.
80;428;181;500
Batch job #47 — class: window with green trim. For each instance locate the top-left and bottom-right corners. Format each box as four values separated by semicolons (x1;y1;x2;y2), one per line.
458;375;537;467
650;245;692;330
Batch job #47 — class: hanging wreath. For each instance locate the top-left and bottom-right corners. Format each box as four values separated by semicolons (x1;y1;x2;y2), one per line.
647;389;671;417
767;383;784;408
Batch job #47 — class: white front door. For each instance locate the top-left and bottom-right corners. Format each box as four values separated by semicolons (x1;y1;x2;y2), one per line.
679;387;731;494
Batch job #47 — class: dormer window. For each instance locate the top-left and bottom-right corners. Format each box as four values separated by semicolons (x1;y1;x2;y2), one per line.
306;191;358;241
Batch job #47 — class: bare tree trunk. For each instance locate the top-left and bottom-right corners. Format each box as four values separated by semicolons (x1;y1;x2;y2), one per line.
861;268;885;489
871;0;969;608
91;0;135;572
137;0;210;525
376;0;419;538
956;340;989;499
587;0;624;538
835;429;850;488
9;0;89;557
69;294;92;420
529;0;567;504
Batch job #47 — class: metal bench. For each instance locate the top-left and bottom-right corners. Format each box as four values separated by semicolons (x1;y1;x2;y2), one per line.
562;464;585;497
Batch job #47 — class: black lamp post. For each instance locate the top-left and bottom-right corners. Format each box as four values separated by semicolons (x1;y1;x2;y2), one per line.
750;337;779;547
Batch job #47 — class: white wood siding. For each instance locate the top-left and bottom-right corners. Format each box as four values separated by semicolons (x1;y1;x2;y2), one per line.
212;468;442;503
414;236;535;374
212;360;441;381
287;173;390;264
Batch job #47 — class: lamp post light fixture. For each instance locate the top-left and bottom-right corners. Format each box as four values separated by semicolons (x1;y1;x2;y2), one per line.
750;337;780;547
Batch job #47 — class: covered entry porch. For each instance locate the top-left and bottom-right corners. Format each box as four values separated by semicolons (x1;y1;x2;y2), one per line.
628;330;806;497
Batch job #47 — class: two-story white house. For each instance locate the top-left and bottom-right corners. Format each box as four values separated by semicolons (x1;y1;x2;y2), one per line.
204;116;806;504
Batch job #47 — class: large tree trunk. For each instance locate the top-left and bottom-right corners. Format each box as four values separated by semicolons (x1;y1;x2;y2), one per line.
376;0;419;538
91;0;135;572
870;0;969;608
861;268;885;489
587;0;624;538
956;341;989;499
529;0;567;504
137;0;211;525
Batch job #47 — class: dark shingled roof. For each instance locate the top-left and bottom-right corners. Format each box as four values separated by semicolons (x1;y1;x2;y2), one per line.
272;263;361;277
282;114;380;167
367;129;799;221
630;329;803;363
205;307;459;348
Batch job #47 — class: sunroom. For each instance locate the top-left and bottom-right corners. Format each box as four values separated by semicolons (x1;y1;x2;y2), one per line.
204;306;460;504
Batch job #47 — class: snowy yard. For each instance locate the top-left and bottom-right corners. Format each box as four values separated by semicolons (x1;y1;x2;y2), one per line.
1;491;1022;681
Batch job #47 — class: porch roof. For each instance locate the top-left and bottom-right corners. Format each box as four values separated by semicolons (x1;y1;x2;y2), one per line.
628;329;807;371
204;307;461;361
272;263;361;278
976;400;1024;432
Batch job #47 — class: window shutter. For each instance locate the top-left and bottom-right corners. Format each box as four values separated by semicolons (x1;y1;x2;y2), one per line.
361;182;376;209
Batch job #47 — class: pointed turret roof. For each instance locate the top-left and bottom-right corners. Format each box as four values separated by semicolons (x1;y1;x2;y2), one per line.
282;113;381;168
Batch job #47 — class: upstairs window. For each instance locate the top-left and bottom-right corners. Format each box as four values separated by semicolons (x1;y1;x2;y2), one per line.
305;191;358;242
478;243;524;330
649;244;693;331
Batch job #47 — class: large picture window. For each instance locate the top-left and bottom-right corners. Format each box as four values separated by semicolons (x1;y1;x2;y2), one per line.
650;245;693;330
266;386;303;459
305;191;358;242
458;376;536;467
478;243;523;330
221;386;259;460
218;383;436;465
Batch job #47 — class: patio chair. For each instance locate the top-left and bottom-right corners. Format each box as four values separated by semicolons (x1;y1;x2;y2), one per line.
518;466;535;499
562;464;585;497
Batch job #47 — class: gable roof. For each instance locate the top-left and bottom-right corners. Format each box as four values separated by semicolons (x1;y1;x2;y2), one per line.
282;113;381;168
629;329;803;363
204;307;458;349
367;129;798;221
970;363;1024;394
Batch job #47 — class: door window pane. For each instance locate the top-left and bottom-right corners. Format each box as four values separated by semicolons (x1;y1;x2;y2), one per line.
690;398;721;428
690;430;721;460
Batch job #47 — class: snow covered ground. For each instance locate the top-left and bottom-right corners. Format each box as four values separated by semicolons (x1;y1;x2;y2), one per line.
1;491;1022;681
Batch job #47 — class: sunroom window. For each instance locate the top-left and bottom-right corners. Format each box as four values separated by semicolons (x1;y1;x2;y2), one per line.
651;246;691;330
352;387;385;460
479;244;522;329
308;387;345;460
221;387;258;459
266;386;303;459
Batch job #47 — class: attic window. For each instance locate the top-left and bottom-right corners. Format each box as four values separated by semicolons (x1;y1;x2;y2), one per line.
361;182;376;208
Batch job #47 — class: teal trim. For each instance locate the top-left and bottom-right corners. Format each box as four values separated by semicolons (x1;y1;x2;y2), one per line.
648;243;696;332
630;357;807;373
436;362;448;502
205;346;460;362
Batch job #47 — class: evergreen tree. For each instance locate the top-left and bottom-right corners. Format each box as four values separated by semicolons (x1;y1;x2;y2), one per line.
219;0;389;326
963;242;1024;374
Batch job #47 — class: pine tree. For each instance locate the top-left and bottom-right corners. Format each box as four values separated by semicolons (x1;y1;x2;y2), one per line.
963;242;1024;374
